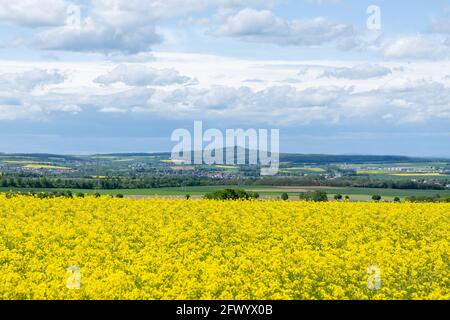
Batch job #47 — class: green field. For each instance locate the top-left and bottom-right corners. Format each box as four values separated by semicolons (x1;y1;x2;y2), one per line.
2;186;450;201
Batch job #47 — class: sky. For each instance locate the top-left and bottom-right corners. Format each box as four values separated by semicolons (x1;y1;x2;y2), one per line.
0;0;450;156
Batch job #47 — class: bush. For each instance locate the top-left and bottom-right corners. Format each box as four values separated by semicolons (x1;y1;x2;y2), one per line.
406;195;441;203
185;194;191;200
394;197;401;203
116;194;124;198
334;194;343;201
64;191;73;198
76;192;85;198
299;190;328;202
372;195;382;202
204;189;259;201
281;193;289;201
95;192;101;198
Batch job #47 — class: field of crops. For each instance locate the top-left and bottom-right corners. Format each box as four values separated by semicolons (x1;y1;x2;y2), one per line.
0;195;448;300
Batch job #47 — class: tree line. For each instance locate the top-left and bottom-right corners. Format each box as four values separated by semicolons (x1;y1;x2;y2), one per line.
0;175;448;191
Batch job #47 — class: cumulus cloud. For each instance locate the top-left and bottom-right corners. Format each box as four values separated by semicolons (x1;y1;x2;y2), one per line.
0;60;449;126
0;69;77;120
118;81;450;125
94;64;196;86
36;17;163;54
0;0;71;27
0;69;66;91
34;0;278;54
212;8;354;47
383;35;450;59
140;85;344;124
2;77;450;125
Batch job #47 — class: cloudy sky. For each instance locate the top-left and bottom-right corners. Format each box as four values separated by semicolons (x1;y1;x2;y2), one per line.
1;0;450;156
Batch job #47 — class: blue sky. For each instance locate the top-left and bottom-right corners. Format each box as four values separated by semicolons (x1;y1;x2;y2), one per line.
0;0;450;156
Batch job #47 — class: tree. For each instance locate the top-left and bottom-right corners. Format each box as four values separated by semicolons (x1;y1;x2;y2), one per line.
372;195;382;202
299;191;328;202
185;194;191;200
281;193;289;201
116;194;124;198
394;197;401;203
334;194;343;201
345;195;350;201
204;189;258;201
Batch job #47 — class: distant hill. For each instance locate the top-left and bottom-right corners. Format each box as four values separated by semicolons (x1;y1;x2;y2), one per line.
279;154;423;165
94;153;170;157
92;151;444;165
0;153;84;162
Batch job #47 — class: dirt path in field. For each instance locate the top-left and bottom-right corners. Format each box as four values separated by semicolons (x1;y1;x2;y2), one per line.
125;195;204;200
124;186;342;199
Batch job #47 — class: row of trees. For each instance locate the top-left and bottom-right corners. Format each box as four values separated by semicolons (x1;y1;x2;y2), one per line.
5;191;125;199
258;177;449;190
1;175;448;191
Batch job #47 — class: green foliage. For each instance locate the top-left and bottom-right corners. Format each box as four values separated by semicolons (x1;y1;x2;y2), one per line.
334;194;343;201
372;195;382;202
281;193;289;201
405;194;443;203
299;190;328;202
116;194;124;198
394;197;401;202
204;189;259;201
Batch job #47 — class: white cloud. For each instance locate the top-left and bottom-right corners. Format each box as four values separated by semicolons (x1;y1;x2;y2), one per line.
0;0;71;27
1;56;450;126
99;107;128;113
298;64;392;80
383;35;450;59
34;0;278;54
94;64;196;86
36;17;163;54
213;8;354;47
0;69;66;91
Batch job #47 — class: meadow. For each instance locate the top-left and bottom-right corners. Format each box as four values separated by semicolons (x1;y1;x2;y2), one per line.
2;186;450;201
0;195;448;300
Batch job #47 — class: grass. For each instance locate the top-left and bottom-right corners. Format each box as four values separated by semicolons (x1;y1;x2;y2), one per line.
1;185;450;201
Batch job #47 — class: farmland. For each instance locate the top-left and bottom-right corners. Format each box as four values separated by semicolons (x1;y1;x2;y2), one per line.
0;153;450;202
0;195;448;300
2;186;450;202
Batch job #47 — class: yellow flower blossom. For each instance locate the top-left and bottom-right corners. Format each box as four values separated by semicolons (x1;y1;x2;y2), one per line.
0;195;448;300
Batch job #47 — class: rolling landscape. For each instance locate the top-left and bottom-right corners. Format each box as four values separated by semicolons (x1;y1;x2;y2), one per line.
1;0;449;304
1;152;450;201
